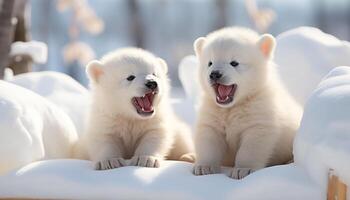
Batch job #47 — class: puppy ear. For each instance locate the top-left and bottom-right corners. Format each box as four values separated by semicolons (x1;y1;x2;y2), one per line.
86;60;104;83
193;37;206;56
257;34;276;59
157;58;168;74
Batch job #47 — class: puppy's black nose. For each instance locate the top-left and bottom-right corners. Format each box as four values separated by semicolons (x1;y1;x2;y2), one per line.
209;71;223;81
145;80;158;90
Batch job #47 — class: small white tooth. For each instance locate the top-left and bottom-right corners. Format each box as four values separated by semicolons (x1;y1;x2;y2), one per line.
141;108;145;112
216;96;229;102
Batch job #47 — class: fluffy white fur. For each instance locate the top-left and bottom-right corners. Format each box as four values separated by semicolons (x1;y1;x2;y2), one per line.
82;48;193;170
193;27;302;179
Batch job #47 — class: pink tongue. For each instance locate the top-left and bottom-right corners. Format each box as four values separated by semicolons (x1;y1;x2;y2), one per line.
218;84;233;99
136;96;152;111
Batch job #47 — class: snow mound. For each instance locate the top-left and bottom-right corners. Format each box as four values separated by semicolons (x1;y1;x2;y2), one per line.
0;81;78;174
294;66;350;193
175;56;201;126
10;41;48;64
275;27;350;105
0;160;321;200
9;71;90;136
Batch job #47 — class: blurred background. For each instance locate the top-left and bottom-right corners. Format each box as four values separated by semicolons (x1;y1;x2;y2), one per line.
1;0;350;87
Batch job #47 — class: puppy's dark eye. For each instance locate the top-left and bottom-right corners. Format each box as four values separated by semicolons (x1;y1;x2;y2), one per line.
208;61;213;67
127;75;135;81
230;61;239;67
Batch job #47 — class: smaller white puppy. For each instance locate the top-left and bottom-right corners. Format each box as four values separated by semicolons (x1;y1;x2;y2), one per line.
193;27;302;179
83;48;193;170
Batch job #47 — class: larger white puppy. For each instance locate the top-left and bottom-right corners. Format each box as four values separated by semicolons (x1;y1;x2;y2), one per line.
83;48;193;170
193;27;302;179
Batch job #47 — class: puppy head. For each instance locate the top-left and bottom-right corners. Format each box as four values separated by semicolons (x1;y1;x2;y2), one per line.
194;27;275;107
86;48;169;119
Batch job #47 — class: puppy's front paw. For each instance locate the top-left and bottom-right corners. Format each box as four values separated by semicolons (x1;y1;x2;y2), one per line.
94;157;126;170
193;164;220;176
129;156;161;168
229;167;255;179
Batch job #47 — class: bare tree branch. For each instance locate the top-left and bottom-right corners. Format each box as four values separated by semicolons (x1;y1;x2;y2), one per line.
0;0;16;79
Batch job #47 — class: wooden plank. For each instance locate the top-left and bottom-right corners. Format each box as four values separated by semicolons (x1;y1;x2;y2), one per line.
336;177;347;200
328;171;336;200
327;169;347;200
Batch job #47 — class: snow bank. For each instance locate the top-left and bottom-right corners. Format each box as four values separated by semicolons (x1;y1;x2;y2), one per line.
294;66;350;195
9;71;90;136
275;27;350;105
0;160;321;200
0;81;78;174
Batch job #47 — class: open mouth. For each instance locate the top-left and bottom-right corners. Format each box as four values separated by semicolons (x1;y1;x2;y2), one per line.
132;91;157;116
213;83;237;105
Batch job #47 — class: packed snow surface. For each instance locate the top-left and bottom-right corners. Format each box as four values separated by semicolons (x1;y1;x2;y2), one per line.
0;160;321;200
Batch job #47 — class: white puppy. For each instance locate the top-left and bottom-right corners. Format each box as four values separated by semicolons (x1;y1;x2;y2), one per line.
193;27;302;179
83;48;193;170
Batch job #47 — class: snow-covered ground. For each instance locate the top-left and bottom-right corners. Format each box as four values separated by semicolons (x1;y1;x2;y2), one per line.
1;27;350;199
0;161;321;200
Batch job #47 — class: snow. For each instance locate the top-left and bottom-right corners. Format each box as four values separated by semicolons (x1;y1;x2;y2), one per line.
0;160;321;200
294;66;350;196
3;68;14;81
178;55;201;102
8;71;90;136
174;55;201;126
0;81;78;174
1;27;350;199
275;27;350;105
10;41;48;64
